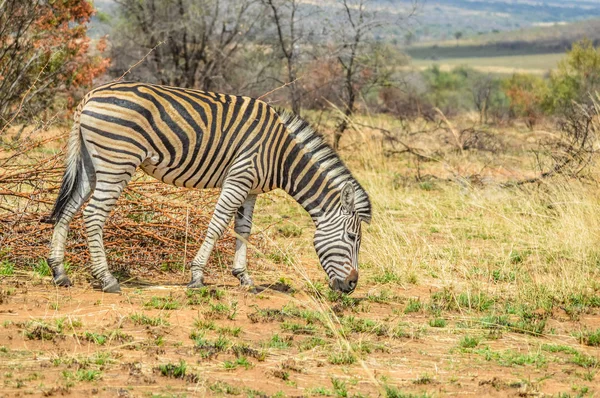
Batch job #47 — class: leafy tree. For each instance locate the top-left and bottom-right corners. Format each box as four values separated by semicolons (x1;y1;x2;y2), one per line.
423;66;471;116
454;31;463;46
0;0;109;130
503;73;547;129
543;39;600;116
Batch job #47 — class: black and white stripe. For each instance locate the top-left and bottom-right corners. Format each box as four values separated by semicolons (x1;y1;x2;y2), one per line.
47;82;371;293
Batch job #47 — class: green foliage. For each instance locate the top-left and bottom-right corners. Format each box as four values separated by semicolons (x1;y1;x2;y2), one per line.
62;369;102;382
459;335;480;349
544;39;600;115
268;334;292;349
574;328;600;347
33;259;51;277
330;377;348;398
223;356;252;370
158;360;187;379
423;66;472;115
144;296;180;310
404;298;423;314
0;261;14;276
429;318;447;328
503;73;547;128
0;1;109;129
384;385;431;398
328;351;356;365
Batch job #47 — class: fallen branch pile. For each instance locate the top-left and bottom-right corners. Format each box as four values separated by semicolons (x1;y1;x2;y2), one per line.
0;130;246;279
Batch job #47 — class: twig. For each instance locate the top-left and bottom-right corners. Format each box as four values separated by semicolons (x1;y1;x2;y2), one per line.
257;75;303;101
115;41;165;82
0;59;50;136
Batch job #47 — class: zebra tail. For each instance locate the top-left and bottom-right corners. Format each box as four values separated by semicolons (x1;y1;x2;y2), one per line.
43;99;89;225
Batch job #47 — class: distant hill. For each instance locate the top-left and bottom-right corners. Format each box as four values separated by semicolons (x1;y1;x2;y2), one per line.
404;0;600;43
406;17;600;62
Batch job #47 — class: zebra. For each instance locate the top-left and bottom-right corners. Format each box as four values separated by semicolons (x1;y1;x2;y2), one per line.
46;82;371;294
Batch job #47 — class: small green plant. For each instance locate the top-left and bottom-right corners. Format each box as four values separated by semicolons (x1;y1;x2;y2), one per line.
371;269;402;284
223;356;252;370
541;344;578;355
413;374;434;385
62;369;102;382
328;351;356;365
0;261;14;276
574;328;600;347
207;302;232;318
144;295;180;310
158;360;187;379
33;259;51;277
459;336;480;349
268;334;292;349
281;321;317;335
429;318;447;328
277;224;302;237
267;251;295;266
218;325;242;337
194;319;216;330
384;385;431;398
130;313;170;326
298;336;327;351
210;381;242;395
84;332;107;345
187;286;225;304
331;377;348;397
404;298;422;314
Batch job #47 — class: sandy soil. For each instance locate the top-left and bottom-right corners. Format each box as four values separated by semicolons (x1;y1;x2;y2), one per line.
0;272;598;398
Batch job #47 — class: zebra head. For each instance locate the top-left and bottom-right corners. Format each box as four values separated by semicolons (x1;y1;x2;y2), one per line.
314;182;371;294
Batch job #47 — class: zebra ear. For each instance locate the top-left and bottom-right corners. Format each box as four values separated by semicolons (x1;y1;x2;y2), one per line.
341;182;355;214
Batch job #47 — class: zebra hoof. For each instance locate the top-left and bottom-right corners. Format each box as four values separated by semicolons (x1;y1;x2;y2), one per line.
187;279;204;289
53;274;72;287
239;276;254;287
102;278;121;293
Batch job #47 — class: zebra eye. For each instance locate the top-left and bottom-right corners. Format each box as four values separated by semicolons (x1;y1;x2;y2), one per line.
347;232;357;241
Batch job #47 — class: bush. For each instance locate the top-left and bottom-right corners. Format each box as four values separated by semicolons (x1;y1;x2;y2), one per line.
0;0;109;130
543;39;600;116
503;73;547;129
422;66;473;116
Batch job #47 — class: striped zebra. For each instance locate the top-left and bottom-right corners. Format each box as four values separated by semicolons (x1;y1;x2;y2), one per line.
46;82;371;294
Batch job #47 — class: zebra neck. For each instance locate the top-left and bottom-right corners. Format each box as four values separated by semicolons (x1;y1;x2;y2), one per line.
273;110;369;224
279;145;349;223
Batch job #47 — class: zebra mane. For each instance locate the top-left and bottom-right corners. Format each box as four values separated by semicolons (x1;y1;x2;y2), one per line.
276;109;372;223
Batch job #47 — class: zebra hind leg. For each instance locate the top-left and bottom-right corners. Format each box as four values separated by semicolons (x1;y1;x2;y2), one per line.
232;194;257;287
82;171;134;293
48;171;94;287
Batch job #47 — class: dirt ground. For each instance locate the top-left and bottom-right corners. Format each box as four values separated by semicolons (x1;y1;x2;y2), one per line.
0;269;598;398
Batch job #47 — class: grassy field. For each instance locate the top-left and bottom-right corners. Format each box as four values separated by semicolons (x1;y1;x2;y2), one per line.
1;117;600;396
409;53;564;75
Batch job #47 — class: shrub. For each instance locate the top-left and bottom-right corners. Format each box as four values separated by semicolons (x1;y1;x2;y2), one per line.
0;0;109;130
543;39;600;116
503;73;547;129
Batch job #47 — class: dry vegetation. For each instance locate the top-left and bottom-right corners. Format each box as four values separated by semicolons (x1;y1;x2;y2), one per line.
1;113;600;397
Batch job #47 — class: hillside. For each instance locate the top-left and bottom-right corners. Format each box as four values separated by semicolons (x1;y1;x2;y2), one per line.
405;0;600;42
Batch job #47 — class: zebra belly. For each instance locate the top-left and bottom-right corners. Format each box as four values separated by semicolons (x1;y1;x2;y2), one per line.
140;151;234;189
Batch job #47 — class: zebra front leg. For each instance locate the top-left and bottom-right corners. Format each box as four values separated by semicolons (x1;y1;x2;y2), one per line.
188;179;252;289
82;177;131;293
232;194;257;286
